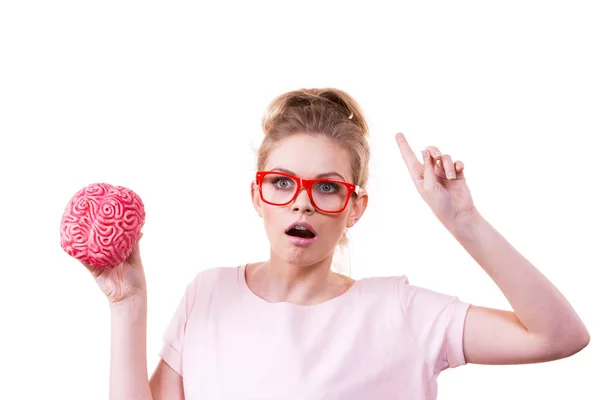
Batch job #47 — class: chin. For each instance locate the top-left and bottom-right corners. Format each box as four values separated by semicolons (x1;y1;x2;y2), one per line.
273;246;310;266
278;242;332;268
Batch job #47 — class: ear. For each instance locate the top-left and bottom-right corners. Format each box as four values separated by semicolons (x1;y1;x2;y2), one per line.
346;191;368;228
251;180;263;218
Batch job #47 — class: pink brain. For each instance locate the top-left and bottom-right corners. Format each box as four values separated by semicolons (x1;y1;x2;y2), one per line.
60;183;146;269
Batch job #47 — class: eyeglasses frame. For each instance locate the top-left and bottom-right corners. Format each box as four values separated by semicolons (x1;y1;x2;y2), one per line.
255;170;361;214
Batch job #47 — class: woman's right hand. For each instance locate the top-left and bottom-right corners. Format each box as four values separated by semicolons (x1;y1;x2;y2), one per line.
81;232;147;304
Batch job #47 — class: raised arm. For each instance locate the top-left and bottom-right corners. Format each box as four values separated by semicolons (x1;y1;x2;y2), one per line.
452;212;589;364
109;295;155;400
83;236;184;399
394;132;589;365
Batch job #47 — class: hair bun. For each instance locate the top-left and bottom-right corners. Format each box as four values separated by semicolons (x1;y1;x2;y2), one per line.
261;88;368;137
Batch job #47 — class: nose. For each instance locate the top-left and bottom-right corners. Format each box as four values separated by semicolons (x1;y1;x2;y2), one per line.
291;187;315;213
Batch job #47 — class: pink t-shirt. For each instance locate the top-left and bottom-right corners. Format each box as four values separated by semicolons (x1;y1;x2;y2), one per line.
159;264;471;399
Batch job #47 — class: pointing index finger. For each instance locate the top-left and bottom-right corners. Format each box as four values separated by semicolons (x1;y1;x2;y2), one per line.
395;133;422;181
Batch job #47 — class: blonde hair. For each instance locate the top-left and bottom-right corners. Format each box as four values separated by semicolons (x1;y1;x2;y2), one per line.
256;88;370;272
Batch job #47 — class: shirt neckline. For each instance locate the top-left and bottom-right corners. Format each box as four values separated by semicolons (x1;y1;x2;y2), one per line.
238;263;361;310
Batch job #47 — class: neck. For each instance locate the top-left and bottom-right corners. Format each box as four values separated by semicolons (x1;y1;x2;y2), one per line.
247;250;349;305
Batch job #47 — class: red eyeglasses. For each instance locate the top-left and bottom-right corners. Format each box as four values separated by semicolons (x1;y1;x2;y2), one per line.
256;171;361;213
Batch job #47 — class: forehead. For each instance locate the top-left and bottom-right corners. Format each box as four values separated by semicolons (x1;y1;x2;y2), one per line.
264;134;352;180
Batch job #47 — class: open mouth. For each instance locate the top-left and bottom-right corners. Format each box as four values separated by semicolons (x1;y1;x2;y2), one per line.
285;225;316;239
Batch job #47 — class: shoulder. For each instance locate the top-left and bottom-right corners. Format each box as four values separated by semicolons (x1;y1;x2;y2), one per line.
352;274;409;306
188;265;240;288
357;274;409;292
175;265;241;312
356;274;461;311
178;265;241;301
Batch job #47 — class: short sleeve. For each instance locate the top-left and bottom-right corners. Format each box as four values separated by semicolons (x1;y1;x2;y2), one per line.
158;273;200;376
397;277;471;375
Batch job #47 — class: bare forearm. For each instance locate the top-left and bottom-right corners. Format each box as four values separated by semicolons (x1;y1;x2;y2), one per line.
109;294;153;400
450;210;589;344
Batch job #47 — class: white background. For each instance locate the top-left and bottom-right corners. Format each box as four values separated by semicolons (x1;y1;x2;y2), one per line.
1;1;598;399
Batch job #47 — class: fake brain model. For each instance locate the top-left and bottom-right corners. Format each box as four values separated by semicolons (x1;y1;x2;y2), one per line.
60;183;146;269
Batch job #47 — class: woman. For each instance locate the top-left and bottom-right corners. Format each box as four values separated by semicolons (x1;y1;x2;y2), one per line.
84;88;590;399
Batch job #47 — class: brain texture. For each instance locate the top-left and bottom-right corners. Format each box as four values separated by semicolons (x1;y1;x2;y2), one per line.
60;183;146;269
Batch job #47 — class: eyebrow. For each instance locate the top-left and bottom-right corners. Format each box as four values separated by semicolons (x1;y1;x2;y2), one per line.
270;167;347;181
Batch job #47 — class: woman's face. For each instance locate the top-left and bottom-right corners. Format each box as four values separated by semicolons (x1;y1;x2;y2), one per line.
252;134;368;267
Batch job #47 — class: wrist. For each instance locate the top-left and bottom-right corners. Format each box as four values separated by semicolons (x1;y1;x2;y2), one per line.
448;208;486;239
109;292;148;313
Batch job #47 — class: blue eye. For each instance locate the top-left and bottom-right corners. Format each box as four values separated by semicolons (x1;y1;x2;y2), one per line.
273;177;294;189
316;182;339;193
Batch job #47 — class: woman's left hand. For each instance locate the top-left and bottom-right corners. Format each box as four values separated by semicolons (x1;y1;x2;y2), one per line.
395;132;478;229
